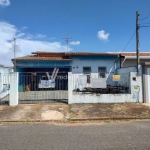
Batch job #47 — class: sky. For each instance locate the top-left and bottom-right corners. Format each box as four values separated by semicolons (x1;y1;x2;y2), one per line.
0;0;150;66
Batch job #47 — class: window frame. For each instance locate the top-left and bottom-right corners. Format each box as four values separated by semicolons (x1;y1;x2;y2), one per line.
83;67;91;83
98;67;106;78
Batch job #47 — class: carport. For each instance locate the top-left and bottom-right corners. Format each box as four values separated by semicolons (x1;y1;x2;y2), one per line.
14;51;72;104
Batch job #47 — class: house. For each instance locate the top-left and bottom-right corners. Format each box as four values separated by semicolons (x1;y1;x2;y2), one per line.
12;51;120;90
14;51;120;73
121;52;150;68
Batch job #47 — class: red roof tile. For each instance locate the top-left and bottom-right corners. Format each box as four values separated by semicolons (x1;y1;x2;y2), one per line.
65;52;119;56
15;56;71;61
32;51;65;54
32;51;119;56
121;53;150;57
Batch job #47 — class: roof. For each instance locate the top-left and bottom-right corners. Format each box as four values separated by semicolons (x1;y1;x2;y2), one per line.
65;52;119;56
121;52;150;57
14;56;71;61
14;51;119;61
32;51;65;54
31;51;119;56
14;51;150;61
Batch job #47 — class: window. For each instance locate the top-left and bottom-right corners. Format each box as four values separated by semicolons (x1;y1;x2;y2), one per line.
83;67;91;83
41;76;48;80
98;67;106;78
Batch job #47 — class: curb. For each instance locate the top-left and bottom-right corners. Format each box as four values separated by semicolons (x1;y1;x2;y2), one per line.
70;117;150;122
0;119;69;123
1;117;150;123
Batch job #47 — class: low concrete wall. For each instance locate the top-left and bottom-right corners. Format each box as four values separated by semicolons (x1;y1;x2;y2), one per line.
70;93;134;104
68;72;143;104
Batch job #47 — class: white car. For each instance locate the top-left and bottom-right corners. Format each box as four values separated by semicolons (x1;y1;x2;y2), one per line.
38;76;55;89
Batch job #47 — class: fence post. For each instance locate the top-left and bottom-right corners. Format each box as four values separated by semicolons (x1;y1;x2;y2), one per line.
0;74;2;93
9;72;18;106
68;72;73;104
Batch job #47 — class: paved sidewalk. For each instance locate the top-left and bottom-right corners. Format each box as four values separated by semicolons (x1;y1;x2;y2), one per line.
0;103;150;122
0;104;70;122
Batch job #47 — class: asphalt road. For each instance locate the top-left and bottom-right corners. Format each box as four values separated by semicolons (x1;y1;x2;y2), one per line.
0;121;150;150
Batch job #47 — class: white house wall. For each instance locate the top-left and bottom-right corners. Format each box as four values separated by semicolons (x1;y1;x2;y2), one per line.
0;67;12;93
121;58;150;68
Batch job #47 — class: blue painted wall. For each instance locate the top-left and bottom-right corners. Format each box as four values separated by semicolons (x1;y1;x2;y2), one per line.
71;55;120;73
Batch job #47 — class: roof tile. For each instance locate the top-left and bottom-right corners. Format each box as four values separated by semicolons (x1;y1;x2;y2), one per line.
15;56;71;61
121;53;150;57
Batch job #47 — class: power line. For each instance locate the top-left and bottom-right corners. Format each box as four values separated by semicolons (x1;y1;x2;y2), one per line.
140;13;150;20
140;25;150;27
120;31;136;53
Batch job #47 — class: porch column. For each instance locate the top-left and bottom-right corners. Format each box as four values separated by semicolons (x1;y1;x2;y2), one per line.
68;72;73;104
9;72;18;106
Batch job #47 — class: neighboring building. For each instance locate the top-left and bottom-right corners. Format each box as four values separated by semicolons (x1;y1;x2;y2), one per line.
121;52;150;68
0;65;13;74
0;65;13;94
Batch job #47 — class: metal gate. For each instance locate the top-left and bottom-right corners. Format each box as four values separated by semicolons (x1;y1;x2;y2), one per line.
18;72;68;104
0;74;10;105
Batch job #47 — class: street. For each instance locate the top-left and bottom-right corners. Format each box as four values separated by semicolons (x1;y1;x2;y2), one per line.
0;121;150;150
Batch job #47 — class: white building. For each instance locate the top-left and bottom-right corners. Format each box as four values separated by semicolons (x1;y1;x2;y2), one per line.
121;52;150;68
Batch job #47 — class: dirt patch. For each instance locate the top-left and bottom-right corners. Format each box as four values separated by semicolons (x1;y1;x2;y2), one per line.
10;106;32;120
70;103;150;119
41;110;64;120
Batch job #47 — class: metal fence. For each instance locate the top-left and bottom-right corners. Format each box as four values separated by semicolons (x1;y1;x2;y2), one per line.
72;72;130;94
18;72;68;103
0;73;10;105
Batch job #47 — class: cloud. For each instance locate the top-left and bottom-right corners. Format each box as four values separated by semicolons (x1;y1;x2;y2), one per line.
0;0;10;6
0;21;70;66
97;30;110;41
70;41;80;45
35;34;47;39
21;26;28;30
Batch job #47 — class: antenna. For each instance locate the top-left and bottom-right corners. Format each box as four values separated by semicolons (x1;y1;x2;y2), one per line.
63;31;71;52
14;37;16;72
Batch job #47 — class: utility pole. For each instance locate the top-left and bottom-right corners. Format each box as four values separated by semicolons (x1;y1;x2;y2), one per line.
63;32;71;52
136;11;140;73
14;37;16;72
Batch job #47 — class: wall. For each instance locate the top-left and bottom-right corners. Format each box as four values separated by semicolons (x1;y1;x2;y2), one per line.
117;65;142;100
142;63;150;103
71;55;119;73
16;55;120;74
16;60;71;68
68;71;143;104
117;66;137;73
0;66;12;93
0;66;13;74
9;72;18;106
121;58;150;68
